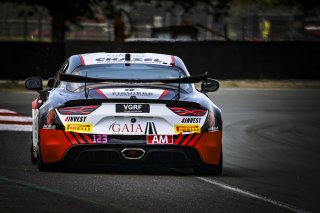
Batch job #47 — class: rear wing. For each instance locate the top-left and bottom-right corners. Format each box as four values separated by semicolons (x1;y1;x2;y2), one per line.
60;72;219;100
60;73;209;83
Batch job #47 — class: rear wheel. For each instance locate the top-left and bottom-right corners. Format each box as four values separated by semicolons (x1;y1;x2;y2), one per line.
194;151;223;175
30;142;36;165
37;140;49;171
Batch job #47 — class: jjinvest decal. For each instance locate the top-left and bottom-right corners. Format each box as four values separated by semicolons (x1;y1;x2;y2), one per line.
181;118;201;123
174;124;201;134
65;123;92;133
147;135;173;144
65;116;87;122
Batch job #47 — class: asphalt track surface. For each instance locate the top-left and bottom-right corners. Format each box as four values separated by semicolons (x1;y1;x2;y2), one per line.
0;89;319;213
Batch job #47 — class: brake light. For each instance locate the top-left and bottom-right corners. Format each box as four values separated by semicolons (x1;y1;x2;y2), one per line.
168;107;207;116
58;105;99;115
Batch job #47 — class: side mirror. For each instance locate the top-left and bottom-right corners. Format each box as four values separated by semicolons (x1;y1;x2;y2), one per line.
25;77;43;91
47;78;55;88
201;79;219;93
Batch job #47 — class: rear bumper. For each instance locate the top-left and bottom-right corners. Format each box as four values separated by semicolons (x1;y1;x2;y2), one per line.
64;145;202;167
39;129;222;166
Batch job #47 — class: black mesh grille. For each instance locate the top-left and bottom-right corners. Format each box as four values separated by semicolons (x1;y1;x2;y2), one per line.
63;145;201;167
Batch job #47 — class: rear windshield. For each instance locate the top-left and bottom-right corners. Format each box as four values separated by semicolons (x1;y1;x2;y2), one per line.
67;64;192;92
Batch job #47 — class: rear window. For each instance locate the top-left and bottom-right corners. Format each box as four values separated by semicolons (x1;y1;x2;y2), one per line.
72;64;185;79
67;64;192;92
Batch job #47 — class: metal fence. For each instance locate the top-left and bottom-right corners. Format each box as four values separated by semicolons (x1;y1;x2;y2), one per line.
0;2;319;42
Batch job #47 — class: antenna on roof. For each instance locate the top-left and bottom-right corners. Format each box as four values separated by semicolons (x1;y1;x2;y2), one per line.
125;53;131;66
84;71;88;99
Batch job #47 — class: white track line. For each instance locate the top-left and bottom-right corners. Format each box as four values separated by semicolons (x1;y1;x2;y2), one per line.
196;177;309;213
0;115;32;122
0;124;32;132
0;109;17;114
0;109;32;131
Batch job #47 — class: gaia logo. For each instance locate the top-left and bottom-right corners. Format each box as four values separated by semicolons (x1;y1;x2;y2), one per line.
109;123;143;133
108;122;157;135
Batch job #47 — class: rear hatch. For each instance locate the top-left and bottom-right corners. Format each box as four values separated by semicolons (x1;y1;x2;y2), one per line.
57;100;208;136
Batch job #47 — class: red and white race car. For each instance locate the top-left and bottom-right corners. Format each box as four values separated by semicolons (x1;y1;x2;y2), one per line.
25;52;222;174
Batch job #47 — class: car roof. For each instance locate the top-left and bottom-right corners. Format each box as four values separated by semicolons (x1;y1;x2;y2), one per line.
78;52;175;66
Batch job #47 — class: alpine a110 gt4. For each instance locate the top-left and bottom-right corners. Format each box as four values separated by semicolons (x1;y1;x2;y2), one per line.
25;52;223;174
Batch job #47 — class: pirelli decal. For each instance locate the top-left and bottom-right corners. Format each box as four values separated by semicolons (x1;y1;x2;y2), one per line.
65;123;92;133
174;124;201;134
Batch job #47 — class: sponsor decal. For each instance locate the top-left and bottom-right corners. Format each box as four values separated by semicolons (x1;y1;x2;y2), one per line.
65;123;92;133
108;121;157;135
43;124;56;129
181;117;201;123
98;88;164;99
65;116;87;122
144;122;157;135
174;124;201;134
109;123;143;133
112;91;153;97
208;126;219;132
147;135;173;144
92;134;108;144
116;104;150;113
96;57;164;64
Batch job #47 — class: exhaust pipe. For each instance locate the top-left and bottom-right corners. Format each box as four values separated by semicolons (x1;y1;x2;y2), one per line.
121;148;145;160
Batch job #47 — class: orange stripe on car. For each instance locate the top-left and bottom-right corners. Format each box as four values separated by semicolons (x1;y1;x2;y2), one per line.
188;134;201;147
64;132;78;145
181;134;194;146
174;134;184;145
82;133;93;144
73;132;86;144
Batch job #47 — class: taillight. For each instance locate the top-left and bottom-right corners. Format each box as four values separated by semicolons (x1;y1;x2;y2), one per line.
58;105;99;115
45;110;56;125
207;111;215;131
168;107;207;116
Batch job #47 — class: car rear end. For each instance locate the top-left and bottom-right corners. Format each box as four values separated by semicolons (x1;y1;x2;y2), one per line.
39;99;222;170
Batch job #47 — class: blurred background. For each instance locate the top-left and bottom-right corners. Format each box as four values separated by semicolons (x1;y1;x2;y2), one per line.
0;0;320;80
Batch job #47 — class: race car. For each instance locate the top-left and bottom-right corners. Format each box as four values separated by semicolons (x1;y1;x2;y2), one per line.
25;52;222;174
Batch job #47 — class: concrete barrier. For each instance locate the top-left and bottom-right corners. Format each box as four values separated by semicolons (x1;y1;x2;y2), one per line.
1;41;319;79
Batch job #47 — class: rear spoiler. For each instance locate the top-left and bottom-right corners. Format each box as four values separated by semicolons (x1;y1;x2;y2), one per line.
60;73;208;83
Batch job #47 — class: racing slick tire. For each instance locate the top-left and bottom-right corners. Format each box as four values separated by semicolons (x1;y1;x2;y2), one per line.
194;151;223;175
30;142;36;165
37;139;50;171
